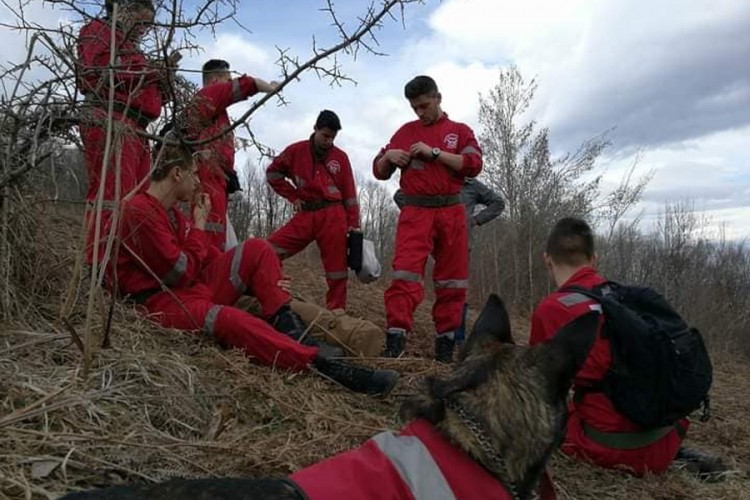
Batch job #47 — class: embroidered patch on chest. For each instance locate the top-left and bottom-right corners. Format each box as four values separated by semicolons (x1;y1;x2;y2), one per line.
326;160;341;175
443;133;459;150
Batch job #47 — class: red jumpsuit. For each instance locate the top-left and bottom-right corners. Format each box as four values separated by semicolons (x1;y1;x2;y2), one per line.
373;113;482;335
266;139;360;310
76;18;164;265
529;266;687;475
292;419;531;499
116;192;318;371
184;75;259;251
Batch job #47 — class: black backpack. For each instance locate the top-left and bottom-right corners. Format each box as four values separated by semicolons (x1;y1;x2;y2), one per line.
562;282;713;429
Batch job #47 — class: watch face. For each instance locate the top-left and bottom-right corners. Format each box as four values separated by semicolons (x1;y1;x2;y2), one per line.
432;147;440;157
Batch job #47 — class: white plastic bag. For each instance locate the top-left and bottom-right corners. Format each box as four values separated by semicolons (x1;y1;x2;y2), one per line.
356;239;381;284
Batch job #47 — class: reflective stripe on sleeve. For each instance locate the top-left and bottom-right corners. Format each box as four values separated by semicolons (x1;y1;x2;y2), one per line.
232;79;243;103
204;222;225;233
204;305;223;335
162;252;187;286
460;146;481;155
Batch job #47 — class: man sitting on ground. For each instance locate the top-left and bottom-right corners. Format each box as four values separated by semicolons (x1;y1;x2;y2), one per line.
113;130;398;396
529;217;727;477
530;218;686;475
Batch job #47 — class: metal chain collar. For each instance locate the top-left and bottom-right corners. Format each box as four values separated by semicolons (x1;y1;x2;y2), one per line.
444;398;521;500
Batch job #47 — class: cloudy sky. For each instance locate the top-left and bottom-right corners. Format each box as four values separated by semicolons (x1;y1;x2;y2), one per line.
2;0;749;239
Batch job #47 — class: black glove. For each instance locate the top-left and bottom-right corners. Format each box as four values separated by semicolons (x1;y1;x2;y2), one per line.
226;170;242;195
347;230;364;273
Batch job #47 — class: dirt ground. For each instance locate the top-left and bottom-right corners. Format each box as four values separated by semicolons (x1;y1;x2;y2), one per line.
0;209;748;499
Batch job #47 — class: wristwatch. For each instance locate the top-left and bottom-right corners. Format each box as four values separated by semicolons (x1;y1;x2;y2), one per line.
431;147;441;160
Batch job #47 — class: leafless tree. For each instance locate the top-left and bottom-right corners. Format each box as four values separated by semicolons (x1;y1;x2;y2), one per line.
0;0;426;371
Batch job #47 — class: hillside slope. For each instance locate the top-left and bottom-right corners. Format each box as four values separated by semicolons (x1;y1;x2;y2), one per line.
0;208;747;499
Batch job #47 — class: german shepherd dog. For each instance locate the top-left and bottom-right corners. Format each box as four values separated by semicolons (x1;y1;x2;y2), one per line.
61;294;598;500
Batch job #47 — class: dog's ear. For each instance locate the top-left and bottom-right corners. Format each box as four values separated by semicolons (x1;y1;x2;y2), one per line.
540;312;599;397
460;294;512;361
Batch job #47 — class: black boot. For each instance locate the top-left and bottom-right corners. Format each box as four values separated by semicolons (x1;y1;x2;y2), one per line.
270;305;344;358
382;328;406;358
313;356;399;396
673;447;729;481
434;334;455;364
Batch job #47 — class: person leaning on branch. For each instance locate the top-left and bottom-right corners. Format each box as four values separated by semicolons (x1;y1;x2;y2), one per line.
183;59;279;251
76;0;178;267
113;130;399;396
266;110;361;311
373;75;483;363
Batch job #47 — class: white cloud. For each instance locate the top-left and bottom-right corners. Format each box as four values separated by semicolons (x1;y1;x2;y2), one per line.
2;0;748;240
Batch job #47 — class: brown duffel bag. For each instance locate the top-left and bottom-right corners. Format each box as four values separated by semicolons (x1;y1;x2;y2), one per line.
290;300;382;357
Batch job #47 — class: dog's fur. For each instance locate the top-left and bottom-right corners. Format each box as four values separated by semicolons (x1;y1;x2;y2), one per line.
60;294;598;500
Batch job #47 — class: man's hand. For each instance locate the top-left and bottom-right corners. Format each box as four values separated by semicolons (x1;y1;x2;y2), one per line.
386;149;411;168
193;192;211;230
255;77;280;93
409;142;432;159
277;276;292;293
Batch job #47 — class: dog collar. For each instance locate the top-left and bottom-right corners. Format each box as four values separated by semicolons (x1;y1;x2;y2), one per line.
444;398;522;500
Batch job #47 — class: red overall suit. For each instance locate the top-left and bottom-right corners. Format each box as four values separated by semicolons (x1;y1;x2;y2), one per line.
76;18;164;265
373;113;482;336
291;419;537;499
266;139;360;310
529;266;688;475
116;192;318;371
184;75;259;251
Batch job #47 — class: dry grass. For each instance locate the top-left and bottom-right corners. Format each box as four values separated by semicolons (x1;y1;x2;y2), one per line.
0;207;748;499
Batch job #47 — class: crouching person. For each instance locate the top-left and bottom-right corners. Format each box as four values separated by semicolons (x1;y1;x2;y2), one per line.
114;132;398;396
530;217;726;478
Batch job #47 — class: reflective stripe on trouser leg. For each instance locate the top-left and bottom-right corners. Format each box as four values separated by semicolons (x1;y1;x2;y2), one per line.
203;302;316;371
162;252;188;286
385;272;425;333
385;206;433;333
316;204;349;310
432;204;468;333
372;432;456;500
204;305;223;335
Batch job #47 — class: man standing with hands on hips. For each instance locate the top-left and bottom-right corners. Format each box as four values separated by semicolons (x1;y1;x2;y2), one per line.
266;110;361;311
373;75;483;363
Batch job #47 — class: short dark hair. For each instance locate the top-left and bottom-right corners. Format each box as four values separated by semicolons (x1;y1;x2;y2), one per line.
404;75;439;100
202;59;230;83
105;0;154;16
315;110;341;131
151;123;194;181
545;217;595;266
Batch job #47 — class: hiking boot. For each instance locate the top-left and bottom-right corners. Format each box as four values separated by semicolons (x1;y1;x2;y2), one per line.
270;304;307;338
435;333;455;364
313;356;399;396
673;447;729;482
382;328;406;358
270;305;344;358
